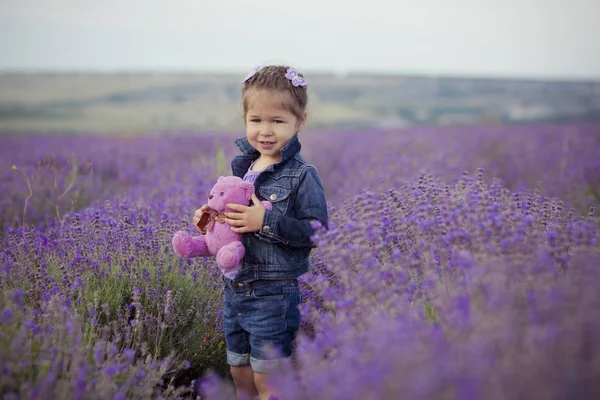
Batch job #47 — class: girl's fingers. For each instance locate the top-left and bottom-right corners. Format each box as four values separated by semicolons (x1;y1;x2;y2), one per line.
224;212;244;219
230;226;247;233
225;218;245;227
227;203;248;212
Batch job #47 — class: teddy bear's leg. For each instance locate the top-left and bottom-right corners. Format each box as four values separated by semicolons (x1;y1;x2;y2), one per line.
172;231;209;258
216;241;245;270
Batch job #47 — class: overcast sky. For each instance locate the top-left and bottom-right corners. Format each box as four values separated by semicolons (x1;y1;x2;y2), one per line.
1;0;599;80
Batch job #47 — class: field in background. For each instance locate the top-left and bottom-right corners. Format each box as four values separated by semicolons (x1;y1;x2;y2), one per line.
2;69;600;399
2;122;600;398
1;72;599;134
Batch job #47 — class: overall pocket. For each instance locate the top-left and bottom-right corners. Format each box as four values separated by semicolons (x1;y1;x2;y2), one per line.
251;281;286;300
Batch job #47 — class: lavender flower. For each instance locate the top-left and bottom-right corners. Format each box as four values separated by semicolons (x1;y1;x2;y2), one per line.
1;123;599;399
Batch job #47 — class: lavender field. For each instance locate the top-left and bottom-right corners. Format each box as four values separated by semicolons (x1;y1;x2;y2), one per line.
1;122;600;399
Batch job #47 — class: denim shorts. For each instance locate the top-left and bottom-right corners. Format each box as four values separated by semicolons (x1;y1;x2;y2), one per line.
222;276;301;374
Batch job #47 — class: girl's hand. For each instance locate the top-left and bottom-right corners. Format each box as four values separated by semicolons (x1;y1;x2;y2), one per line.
224;194;266;233
192;204;211;233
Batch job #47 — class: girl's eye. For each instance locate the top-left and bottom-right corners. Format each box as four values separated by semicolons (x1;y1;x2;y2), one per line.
274;120;283;124
220;192;224;196
251;118;260;122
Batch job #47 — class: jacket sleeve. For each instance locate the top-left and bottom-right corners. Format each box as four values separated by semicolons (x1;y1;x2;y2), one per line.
256;165;329;248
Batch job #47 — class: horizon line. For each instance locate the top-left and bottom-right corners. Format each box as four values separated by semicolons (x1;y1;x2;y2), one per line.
1;67;599;84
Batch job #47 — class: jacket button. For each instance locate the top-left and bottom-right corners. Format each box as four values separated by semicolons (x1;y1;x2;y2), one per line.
270;194;277;201
263;225;271;232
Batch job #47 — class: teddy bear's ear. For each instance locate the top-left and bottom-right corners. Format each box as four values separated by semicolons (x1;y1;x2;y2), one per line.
240;181;255;201
217;176;225;183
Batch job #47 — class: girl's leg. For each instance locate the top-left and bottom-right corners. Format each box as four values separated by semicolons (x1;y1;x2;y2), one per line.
223;280;257;398
230;365;258;399
246;279;302;400
253;371;276;400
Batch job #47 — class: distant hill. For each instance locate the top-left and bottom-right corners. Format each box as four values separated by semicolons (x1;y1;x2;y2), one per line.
0;72;599;134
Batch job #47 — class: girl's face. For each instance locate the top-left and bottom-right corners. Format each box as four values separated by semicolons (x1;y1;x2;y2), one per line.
244;89;306;162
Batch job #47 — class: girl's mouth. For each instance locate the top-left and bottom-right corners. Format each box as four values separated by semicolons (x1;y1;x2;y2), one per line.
259;141;275;149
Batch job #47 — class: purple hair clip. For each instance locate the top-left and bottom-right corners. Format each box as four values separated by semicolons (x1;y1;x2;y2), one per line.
285;67;308;87
241;65;260;84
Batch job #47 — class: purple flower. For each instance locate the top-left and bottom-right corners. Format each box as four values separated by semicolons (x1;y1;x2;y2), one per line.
1;307;14;324
113;392;126;400
122;349;136;365
1;122;600;399
103;364;118;376
13;289;25;309
94;348;104;364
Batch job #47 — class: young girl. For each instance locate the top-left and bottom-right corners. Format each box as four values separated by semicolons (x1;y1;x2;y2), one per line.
192;65;328;400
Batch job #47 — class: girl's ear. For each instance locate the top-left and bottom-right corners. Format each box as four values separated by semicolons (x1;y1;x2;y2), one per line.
297;112;307;131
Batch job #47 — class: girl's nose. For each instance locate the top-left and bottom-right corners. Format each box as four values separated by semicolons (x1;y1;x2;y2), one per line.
208;194;214;199
260;125;274;135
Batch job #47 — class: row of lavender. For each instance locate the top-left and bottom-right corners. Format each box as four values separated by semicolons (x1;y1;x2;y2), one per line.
2;134;235;398
275;170;600;399
3;123;599;234
2;123;600;399
303;123;600;210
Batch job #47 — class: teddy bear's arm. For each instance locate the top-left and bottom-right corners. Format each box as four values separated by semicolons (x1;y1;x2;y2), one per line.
260;200;273;211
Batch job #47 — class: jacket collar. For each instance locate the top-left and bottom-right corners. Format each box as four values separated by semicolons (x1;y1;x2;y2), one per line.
234;133;302;166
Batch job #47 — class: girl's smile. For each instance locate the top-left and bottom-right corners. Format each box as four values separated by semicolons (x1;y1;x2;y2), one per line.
258;141;275;150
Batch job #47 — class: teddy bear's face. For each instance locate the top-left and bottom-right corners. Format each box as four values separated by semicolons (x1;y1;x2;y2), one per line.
208;176;254;212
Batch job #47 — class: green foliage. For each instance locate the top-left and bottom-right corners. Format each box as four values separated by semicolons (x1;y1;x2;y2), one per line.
214;145;230;176
423;301;439;323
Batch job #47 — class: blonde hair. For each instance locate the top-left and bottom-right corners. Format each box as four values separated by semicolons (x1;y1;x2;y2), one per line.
241;65;308;121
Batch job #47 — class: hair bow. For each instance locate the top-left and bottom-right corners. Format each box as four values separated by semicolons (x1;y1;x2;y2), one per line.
285;67;308;87
241;65;260;84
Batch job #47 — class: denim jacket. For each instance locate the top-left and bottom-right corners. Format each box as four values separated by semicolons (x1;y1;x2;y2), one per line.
230;133;329;283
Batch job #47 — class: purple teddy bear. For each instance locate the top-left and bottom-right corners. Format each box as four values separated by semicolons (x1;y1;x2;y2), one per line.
172;176;272;279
